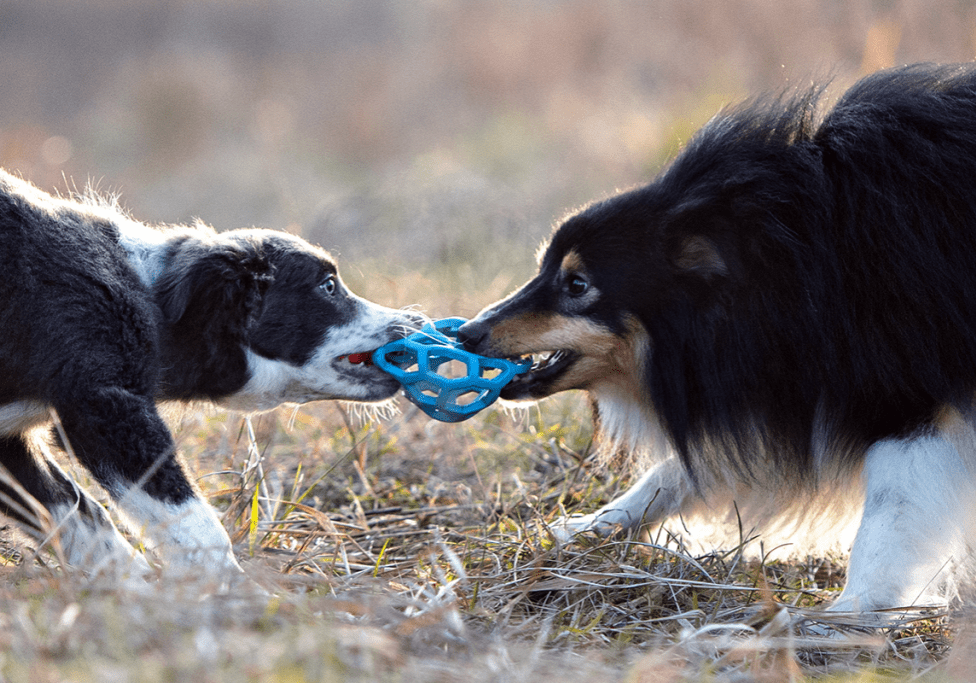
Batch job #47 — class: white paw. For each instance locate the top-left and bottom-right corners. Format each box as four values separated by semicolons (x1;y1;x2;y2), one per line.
792;610;892;641
549;513;626;543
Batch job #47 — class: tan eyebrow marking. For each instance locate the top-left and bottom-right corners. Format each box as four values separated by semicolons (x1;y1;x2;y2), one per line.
560;250;585;274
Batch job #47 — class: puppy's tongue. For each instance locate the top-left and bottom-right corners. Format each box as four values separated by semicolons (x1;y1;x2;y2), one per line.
347;352;373;365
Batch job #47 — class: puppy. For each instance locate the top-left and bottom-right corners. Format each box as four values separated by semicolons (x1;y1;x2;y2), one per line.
0;169;418;579
459;63;976;616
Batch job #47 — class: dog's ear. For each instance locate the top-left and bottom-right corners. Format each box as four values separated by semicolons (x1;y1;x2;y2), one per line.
156;238;274;338
672;235;729;278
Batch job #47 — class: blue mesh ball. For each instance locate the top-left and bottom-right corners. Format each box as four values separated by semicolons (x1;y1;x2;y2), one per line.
373;317;531;422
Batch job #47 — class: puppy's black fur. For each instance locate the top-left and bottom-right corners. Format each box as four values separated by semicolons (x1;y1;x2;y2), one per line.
0;170;413;576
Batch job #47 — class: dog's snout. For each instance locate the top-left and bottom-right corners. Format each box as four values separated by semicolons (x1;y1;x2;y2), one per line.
457;320;489;352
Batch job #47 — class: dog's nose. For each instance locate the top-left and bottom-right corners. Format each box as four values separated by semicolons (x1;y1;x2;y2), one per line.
457;319;489;351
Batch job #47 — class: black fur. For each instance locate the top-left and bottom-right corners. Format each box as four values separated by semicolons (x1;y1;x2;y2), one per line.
465;63;976;483
461;64;976;613
0;170;411;572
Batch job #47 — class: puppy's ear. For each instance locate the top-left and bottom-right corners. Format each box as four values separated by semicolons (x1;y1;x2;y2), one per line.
156;238;274;338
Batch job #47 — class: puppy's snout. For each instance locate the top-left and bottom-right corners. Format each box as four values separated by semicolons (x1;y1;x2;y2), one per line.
388;309;427;338
457;320;489;352
400;310;427;333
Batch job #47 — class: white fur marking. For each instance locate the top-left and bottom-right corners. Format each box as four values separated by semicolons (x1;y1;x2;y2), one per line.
551;456;692;541
47;502;152;579
590;381;671;471
116;218;173;288
830;434;976;612
116;488;242;575
0;401;51;435
221;296;410;411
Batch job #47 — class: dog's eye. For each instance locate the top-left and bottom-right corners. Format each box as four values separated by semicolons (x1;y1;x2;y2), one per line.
319;276;337;295
566;275;589;297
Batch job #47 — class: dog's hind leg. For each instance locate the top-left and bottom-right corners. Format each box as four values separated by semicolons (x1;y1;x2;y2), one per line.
550;455;693;542
0;434;151;578
53;388;243;581
828;432;974;615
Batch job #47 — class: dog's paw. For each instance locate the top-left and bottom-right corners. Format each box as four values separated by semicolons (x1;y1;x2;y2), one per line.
548;513;623;543
794;614;874;639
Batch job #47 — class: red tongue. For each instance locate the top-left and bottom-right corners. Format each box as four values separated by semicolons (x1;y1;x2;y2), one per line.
347;352;372;365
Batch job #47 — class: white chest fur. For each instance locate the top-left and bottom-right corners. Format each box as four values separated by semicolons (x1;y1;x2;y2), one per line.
0;401;51;435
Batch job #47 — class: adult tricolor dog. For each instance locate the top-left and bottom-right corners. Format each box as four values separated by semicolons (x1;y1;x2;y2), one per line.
460;63;976;620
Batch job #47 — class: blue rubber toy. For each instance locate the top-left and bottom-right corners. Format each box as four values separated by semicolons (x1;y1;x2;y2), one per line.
372;317;531;422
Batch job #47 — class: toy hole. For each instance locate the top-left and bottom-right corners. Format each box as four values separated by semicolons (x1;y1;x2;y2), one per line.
454;390;483;406
420;387;439;398
434;358;469;379
481;367;502;380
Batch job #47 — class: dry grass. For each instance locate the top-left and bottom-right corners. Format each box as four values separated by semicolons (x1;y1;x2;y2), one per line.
3;0;976;679
0;392;959;682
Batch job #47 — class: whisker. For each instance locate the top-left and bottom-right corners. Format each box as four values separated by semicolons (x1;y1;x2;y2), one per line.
339;398;400;423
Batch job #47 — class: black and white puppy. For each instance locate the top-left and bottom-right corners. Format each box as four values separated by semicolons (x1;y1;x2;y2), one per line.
0;169;417;579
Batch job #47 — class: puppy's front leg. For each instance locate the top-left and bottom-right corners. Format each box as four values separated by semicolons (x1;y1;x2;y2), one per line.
55;388;242;580
115;487;242;576
0;433;152;580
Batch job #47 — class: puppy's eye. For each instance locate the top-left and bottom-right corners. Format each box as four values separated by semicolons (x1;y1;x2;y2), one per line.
320;276;337;295
566;275;589;297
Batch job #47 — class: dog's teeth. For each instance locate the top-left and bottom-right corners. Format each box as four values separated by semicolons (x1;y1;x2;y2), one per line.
528;351;563;371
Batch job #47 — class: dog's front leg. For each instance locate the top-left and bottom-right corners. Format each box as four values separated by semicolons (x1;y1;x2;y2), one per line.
55;389;243;582
829;433;972;615
550;455;693;541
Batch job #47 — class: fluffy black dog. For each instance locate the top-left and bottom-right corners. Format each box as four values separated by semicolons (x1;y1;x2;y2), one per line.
0;170;417;579
460;63;976;617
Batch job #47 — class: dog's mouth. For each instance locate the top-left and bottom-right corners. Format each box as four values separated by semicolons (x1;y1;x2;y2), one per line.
522;350;576;374
502;349;580;399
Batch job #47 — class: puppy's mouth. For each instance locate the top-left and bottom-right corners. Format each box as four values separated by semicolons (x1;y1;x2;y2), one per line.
336;351;376;367
334;348;402;400
502;349;580;399
334;349;391;380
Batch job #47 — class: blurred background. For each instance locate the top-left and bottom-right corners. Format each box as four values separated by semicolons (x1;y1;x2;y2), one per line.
2;0;975;314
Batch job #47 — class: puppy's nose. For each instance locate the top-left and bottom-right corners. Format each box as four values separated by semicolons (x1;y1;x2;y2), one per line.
457;320;489;352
